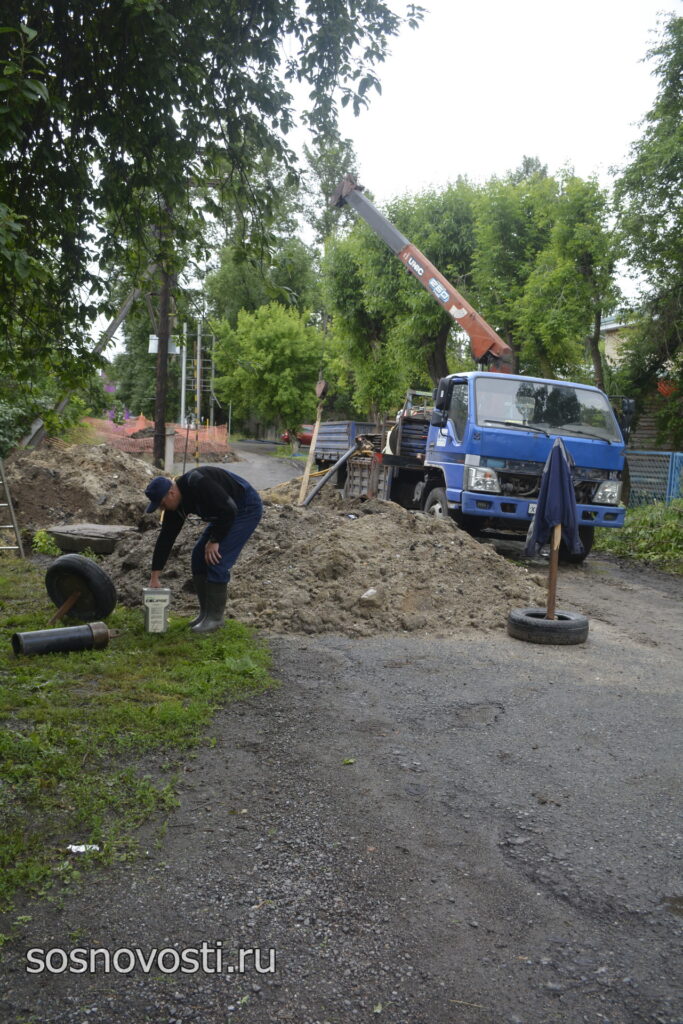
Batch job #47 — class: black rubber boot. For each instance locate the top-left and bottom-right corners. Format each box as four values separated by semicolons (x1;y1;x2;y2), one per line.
188;574;208;629
190;582;227;634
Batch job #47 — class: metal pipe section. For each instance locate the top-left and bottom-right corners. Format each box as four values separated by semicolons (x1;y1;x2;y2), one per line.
301;441;361;507
12;622;111;657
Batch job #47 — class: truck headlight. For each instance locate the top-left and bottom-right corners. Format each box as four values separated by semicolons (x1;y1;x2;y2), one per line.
464;466;501;494
593;480;622;505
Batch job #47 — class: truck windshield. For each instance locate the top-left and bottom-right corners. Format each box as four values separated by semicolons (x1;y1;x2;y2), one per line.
474;378;622;443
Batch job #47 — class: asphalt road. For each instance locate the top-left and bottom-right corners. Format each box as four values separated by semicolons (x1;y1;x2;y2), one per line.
172;441;305;492
1;453;681;1024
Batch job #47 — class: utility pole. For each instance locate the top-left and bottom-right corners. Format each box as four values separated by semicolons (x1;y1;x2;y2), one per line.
180;321;187;426
196;319;202;426
153;267;173;467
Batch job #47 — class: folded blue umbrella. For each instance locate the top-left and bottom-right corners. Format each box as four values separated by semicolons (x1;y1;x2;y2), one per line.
524;437;583;557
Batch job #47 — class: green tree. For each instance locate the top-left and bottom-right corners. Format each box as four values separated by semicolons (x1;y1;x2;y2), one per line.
614;15;683;444
1;1;423;433
109;312;182;422
471;163;557;370
516;175;620;384
213;303;324;436
207;238;320;328
322;180;478;415
322;224;409;418
302;135;360;245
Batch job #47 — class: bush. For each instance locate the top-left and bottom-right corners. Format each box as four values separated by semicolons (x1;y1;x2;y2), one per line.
594;499;683;573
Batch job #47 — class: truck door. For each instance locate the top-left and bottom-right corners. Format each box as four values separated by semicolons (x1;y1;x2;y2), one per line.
427;378;468;499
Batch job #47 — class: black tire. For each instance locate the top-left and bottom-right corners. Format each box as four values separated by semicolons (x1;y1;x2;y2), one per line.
559;525;594;565
507;607;589;645
45;554;117;621
423;487;449;519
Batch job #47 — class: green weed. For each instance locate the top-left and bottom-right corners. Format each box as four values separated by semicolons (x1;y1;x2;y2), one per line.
30;531;60;557
594;499;683;573
0;557;275;913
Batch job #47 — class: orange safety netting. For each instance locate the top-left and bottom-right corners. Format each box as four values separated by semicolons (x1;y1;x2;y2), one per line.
83;417;230;457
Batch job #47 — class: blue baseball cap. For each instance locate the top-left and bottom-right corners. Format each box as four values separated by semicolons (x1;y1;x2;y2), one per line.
144;476;173;513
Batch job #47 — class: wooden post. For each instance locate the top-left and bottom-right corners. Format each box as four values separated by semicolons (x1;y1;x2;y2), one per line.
297;402;325;505
47;590;82;625
546;523;562;619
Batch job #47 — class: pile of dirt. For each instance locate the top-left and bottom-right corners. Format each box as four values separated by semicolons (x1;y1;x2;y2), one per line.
262;474;347;508
102;494;546;637
5;445;155;530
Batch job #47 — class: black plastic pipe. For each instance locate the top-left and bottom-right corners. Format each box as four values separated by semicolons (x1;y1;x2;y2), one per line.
12;622;111;656
302;440;362;507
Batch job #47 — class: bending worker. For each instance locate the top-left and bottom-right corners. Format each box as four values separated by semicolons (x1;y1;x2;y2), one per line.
144;466;263;634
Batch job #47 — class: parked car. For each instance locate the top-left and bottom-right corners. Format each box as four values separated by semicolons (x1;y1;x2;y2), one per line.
280;425;314;446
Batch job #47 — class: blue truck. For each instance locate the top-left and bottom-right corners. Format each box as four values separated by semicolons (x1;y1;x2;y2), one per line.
378;375;628;562
326;176;632;562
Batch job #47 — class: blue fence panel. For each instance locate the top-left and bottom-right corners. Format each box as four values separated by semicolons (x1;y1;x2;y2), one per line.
627;451;673;506
668;452;683;501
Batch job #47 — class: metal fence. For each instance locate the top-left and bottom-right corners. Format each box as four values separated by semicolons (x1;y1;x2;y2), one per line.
626;451;683;506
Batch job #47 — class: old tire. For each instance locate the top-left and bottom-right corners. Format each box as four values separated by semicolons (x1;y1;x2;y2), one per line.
45;554;117;621
559;525;594;565
424;487;449;519
507;607;589;645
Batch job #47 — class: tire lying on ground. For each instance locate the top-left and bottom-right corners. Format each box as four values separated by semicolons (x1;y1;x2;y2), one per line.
507;607;589;645
45;554;118;621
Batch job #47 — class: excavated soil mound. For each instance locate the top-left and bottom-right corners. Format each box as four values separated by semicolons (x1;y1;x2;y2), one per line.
5;445;155;530
103;494;546;637
262;474;347;508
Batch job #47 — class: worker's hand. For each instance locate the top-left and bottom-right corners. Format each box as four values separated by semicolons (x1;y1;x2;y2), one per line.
148;571;162;589
204;541;222;566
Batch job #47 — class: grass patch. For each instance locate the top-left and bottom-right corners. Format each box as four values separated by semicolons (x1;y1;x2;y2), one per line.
594;499;683;574
0;557;274;913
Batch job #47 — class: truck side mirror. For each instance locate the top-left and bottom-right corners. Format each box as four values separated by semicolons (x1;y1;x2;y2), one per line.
619;397;636;441
430;409;449;428
433;378;451;411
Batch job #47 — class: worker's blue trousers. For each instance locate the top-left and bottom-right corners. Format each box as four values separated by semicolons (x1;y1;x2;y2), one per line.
191;484;263;584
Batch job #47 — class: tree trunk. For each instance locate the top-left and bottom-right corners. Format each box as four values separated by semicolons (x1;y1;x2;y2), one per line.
425;323;451;384
587;310;605;391
153;267;172;468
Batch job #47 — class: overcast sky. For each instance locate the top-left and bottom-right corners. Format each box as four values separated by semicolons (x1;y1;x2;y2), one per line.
336;0;677;203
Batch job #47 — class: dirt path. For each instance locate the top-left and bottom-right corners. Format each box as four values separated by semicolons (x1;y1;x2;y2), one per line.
1;553;681;1024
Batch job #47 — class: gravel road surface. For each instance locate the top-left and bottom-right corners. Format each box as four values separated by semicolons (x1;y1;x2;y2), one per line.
2;551;681;1024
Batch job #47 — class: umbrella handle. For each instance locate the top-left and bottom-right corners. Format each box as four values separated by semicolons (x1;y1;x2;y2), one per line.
546;523;562;619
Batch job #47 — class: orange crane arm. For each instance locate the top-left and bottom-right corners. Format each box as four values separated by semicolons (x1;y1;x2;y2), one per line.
331;175;513;373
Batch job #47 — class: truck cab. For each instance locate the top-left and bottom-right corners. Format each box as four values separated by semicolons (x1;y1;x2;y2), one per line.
387;372;627;561
417;372;626;557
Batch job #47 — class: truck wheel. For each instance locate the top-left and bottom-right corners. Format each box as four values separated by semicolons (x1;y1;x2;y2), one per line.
507;607;589;645
424;487;449;518
45;554;118;621
559;525;594;565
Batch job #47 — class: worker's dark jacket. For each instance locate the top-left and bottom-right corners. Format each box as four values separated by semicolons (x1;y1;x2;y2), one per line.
151;467;247;571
